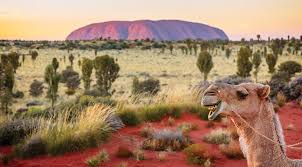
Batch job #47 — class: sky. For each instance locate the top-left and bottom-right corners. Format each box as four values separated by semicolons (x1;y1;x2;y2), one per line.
0;0;301;41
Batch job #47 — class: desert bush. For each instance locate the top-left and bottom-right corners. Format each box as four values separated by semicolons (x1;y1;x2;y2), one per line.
117;108;141;126
271;71;291;83
65;73;81;95
183;143;212;166
278;61;302;76
284;77;302;100
61;66;78;83
13;91;24;99
142;129;191;151
177;122;199;134
140;125;154;138
0;118;38;146
29;80;44;97
219;140;244;159
116;146;133;158
86;149;109;167
215;75;252;85
276;92;286;107
203;128;231;145
15;105;119;157
132;77;160;95
14;136;47;159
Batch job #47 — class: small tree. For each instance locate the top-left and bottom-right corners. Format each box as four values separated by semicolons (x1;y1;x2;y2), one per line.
225;48;231;59
29;80;44;97
169;44;174;54
252;51;262;82
81;58;94;90
257;34;261;42
193;42;198;56
68;54;75;67
278;61;302;76
30;50;38;62
196;51;214;81
237;47;253;77
52;58;59;73
265;54;278;74
94;55;120;96
44;64;60;111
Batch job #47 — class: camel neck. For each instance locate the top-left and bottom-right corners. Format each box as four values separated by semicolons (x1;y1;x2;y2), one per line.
234;101;289;167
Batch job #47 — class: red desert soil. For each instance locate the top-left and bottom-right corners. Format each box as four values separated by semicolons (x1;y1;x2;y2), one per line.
1;102;302;167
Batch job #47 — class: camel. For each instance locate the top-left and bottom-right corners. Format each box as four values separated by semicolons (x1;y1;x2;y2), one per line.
201;82;302;167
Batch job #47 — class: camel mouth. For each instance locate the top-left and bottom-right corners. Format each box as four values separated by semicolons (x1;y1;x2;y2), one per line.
206;101;222;120
201;92;222;120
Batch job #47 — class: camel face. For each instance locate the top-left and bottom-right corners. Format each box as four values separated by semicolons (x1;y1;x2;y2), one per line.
202;83;270;120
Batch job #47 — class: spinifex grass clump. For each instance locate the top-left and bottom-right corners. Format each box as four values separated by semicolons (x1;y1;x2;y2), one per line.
219;140;244;159
142;129;191;151
86;149;110;167
184;143;212;166
15;105;122;158
203;128;231;145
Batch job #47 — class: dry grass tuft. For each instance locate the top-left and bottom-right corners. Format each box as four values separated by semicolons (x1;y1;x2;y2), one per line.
203;128;231;145
219;140;244;159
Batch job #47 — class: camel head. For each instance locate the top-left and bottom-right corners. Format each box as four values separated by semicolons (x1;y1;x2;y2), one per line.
202;83;270;120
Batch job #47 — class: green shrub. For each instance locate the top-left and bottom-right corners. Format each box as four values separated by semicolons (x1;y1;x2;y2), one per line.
203;128;231;145
183;143;212;166
117;108;141;126
13;91;24;99
86;149;109;167
14;136;46;159
26;107;45;117
278;61;302;76
0;119;38;146
139;106;168;122
116;146;133;158
132;77;160;95
142;129;191;151
140;126;154;138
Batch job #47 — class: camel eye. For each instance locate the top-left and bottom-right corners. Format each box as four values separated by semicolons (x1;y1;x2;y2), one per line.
236;90;248;100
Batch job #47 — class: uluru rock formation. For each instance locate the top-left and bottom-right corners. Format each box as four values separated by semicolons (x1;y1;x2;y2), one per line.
66;20;228;41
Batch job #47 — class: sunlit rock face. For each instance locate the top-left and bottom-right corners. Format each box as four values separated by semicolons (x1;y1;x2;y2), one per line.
66;20;228;41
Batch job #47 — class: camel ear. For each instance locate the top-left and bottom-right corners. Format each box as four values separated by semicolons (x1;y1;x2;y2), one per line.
257;85;270;99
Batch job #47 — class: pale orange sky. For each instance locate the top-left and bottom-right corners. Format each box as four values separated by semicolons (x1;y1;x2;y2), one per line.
0;0;301;40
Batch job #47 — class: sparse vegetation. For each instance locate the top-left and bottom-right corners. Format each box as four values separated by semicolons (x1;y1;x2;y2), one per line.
142;129;191;151
184;143;212;166
203;128;231;145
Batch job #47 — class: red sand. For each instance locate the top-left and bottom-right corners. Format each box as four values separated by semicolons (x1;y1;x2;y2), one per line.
1;102;302;167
